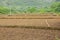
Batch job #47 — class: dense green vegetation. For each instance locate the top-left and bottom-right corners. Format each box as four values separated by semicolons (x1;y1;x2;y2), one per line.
51;2;60;13
0;0;60;14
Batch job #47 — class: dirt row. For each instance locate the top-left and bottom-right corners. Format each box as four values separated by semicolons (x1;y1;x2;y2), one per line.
0;19;60;29
0;28;60;40
0;15;60;19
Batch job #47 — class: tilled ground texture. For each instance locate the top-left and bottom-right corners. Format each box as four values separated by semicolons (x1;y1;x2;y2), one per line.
0;15;60;40
0;19;60;29
0;28;60;40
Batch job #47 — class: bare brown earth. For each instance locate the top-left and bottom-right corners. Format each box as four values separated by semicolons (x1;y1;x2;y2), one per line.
0;14;60;19
0;15;60;40
0;15;60;28
0;28;60;40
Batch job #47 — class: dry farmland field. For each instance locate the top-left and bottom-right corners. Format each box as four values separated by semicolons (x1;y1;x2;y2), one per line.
0;14;60;40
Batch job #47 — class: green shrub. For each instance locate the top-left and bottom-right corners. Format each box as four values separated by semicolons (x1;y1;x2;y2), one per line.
0;6;10;14
0;6;16;14
26;7;37;13
50;2;60;13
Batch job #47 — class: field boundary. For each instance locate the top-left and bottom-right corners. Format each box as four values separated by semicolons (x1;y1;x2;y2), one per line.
0;25;60;30
0;15;60;19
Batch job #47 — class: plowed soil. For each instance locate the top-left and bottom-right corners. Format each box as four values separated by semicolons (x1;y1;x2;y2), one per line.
0;15;60;40
0;28;60;40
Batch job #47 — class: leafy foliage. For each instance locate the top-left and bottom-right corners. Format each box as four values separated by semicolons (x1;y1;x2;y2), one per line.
26;7;37;13
50;2;60;13
0;0;60;14
0;6;10;14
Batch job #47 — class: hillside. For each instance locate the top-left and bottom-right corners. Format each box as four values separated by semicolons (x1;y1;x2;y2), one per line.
0;0;56;9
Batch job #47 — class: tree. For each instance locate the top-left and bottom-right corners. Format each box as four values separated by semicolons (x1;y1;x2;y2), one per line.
51;2;60;13
26;7;37;13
